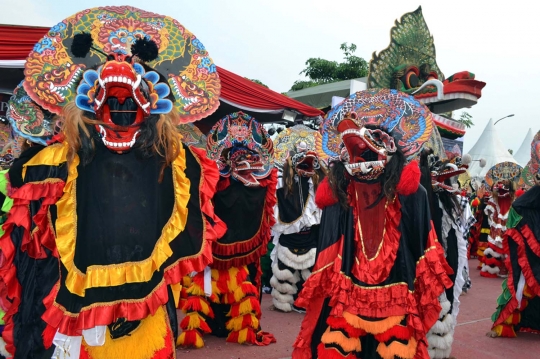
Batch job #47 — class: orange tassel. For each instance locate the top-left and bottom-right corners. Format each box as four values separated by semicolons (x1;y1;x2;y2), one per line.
376;337;417;359
321;327;361;353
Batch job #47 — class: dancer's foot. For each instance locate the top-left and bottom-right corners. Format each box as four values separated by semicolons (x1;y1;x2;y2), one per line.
486;331;498;338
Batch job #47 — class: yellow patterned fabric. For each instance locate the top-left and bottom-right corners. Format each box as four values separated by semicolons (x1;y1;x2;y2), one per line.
22;141;190;296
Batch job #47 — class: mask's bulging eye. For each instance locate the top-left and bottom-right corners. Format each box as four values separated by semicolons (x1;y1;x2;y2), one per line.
400;67;420;89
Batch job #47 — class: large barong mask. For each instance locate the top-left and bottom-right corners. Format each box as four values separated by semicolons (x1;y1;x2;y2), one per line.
321;88;433;180
24;6;220;152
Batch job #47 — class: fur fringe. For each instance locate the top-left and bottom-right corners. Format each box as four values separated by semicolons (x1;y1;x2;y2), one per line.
272;298;293;312
271;288;295;305
277;246;317;270
270;276;298;294
301;268;312;281
271;261;300;282
483;247;503;258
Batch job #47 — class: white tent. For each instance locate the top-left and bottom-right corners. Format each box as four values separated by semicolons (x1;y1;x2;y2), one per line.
513;128;534;167
466;119;517;179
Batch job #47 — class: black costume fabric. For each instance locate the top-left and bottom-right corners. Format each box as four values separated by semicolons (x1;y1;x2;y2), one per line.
491;185;540;336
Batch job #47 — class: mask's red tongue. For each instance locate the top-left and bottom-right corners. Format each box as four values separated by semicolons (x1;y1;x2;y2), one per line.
338;120;367;164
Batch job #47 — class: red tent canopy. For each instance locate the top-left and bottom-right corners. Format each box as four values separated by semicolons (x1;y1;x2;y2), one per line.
0;24;323;118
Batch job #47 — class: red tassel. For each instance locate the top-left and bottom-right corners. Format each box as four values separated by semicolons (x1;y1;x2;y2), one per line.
317;342;355;358
182;296;215;318
373;324;412;343
326;316;366;338
396;161;420;195
315;178;338;209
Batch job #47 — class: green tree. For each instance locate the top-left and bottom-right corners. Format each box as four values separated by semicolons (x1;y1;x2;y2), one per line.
246;78;269;88
457;111;474;128
290;43;369;91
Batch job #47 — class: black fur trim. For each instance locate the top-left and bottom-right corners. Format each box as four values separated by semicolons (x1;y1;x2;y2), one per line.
131;38;159;62
71;32;93;58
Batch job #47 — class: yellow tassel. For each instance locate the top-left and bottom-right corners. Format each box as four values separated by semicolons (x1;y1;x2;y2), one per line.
235;328;249;344
343;312;404;335
177;331;204;349
227;267;240;292
171;283;181;307
182;275;192;287
211;268;220;281
376;337;417;359
227;297;255;317
211;280;221;296
84;307;168;359
233;282;256;303
184;312;204;330
321;327;361;352
523;284;534;299
492;324;504;337
226;314;259;332
187;283;205;296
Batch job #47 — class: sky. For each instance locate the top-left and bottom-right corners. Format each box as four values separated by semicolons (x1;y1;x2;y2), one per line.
1;0;538;154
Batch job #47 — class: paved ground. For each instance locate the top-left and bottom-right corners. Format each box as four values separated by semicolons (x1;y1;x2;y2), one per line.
176;259;540;358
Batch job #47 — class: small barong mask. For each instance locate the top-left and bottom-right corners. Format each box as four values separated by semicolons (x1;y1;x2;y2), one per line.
207;112;274;187
429;154;470;193
291;141;320;178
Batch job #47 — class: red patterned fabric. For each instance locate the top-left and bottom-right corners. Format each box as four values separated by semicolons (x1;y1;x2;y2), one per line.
217;66;324;117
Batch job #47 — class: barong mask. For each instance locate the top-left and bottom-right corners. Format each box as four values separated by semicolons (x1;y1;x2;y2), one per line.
22;5;220;150
338;113;396;180
77;47;173;152
291;145;320;178
320;88;433;180
207;111;274;187
429;154;471;193
273;124;327;179
485;161;522;198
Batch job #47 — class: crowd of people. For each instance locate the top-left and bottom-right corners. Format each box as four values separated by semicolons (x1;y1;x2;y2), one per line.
0;5;538;359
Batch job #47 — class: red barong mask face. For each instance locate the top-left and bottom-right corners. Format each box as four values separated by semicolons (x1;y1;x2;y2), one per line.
337;113;396;181
75;41;174;153
92;54;151;152
493;181;511;198
227;147;265;186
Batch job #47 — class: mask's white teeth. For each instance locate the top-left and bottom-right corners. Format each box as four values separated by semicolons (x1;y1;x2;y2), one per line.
98;125;106;138
94;98;102;107
132;74;142;89
98;77;105;87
